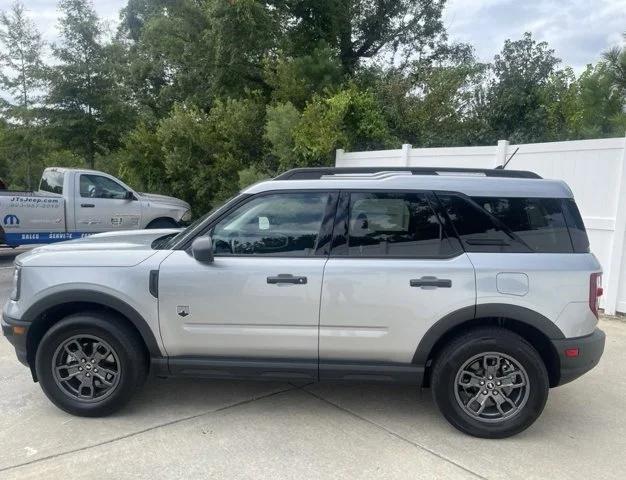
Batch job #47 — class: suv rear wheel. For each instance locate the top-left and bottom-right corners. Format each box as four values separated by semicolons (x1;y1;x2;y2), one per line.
431;327;549;438
35;312;147;417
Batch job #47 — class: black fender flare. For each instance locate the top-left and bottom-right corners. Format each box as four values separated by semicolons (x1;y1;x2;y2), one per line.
22;290;163;358
412;303;565;365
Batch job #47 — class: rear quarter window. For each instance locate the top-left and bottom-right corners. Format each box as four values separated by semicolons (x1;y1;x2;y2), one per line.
39;170;65;195
472;197;573;253
438;194;578;253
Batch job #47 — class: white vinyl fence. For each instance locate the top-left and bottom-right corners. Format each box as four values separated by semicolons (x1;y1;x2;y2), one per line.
335;135;626;315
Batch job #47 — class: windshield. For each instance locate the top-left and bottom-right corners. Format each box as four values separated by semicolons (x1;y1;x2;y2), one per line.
155;193;246;249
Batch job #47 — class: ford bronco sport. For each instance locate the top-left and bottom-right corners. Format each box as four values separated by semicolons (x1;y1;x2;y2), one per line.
2;167;605;438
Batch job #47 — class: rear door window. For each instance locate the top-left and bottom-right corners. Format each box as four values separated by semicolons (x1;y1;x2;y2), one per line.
345;192;458;257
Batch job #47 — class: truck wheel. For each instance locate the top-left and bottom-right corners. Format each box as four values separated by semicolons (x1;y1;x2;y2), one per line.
146;218;179;229
35;312;147;417
431;327;549;438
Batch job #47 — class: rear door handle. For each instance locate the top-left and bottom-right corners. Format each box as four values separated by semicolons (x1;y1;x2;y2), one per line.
81;203;95;208
267;274;308;285
410;276;452;288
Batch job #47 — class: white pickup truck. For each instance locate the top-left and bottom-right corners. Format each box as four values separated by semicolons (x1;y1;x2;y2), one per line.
0;168;190;246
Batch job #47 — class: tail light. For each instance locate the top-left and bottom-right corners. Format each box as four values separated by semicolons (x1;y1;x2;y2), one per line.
589;273;602;318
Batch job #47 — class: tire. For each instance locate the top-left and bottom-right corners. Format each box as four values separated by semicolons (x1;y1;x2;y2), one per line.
35;312;148;417
146;218;179;229
431;327;549;438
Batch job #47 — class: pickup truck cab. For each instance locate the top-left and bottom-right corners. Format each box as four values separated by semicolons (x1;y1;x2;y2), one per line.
2;167;605;438
0;168;190;246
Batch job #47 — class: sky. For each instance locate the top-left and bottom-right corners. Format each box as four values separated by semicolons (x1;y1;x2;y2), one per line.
4;0;626;77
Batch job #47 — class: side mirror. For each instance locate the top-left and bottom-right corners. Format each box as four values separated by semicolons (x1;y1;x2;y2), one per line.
191;236;214;263
125;190;135;200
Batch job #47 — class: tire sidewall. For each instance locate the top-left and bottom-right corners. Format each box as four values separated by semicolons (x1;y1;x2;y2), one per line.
433;330;549;438
35;314;144;416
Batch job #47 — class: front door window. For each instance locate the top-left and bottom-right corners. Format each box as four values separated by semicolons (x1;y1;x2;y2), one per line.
211;192;330;256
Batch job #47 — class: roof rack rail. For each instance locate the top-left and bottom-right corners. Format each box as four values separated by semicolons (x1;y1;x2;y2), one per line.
274;167;542;180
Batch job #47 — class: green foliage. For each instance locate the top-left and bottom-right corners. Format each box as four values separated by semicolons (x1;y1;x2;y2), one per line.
120;96;265;214
293;85;395;166
265;46;344;109
0;1;45;116
577;64;626;137
603;33;626;97
264;101;302;172
284;0;449;73
238;166;271;190
47;0;134;168
0;0;625;219
484;33;562;143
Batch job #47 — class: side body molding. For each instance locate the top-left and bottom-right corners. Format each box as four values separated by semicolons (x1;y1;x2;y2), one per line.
412;303;565;365
21;290;163;358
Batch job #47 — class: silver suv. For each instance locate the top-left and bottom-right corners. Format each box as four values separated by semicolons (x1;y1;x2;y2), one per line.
2;167;606;438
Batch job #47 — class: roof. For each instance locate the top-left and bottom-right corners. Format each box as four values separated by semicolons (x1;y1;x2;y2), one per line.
243;172;574;198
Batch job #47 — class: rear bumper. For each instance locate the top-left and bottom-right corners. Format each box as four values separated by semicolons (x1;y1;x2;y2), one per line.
551;328;605;386
1;313;29;366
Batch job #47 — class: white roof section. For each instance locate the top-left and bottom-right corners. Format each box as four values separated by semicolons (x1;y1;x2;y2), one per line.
243;173;574;198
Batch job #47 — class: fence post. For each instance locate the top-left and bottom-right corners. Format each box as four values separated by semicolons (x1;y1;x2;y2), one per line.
335;148;345;167
495;140;509;168
604;133;626;315
401;144;412;166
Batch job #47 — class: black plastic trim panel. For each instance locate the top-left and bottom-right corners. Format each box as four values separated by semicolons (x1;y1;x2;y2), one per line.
551;328;605;386
412;304;565;365
21;290;163;357
164;357;424;384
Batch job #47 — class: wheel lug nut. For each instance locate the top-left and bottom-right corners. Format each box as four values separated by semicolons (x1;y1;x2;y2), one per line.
480;381;485;385
488;376;493;380
78;367;83;371
94;369;98;373
86;373;90;377
81;359;85;363
494;391;499;395
496;381;501;386
91;360;95;364
483;390;488;395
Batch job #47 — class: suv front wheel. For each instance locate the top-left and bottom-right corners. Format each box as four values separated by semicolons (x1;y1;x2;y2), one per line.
431;327;549;438
35;312;147;417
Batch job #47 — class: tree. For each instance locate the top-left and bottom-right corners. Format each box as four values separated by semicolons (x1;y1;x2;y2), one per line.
0;1;46;188
283;0;450;74
576;64;625;137
0;1;45;118
371;60;487;147
47;0;132;168
293;85;395;166
482;32;562;143
120;96;266;214
603;33;626;98
264;102;302;172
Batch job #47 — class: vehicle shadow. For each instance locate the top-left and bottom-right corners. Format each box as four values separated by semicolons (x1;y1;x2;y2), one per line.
129;375;439;425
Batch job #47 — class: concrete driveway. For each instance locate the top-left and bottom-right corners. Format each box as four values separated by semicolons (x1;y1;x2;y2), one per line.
1;249;626;479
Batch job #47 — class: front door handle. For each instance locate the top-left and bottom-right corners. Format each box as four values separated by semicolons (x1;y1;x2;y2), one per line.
267;274;308;285
81;203;95;208
410;276;452;288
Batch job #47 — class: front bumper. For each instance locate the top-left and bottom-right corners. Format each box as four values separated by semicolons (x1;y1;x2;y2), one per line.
551;328;605;386
1;313;29;366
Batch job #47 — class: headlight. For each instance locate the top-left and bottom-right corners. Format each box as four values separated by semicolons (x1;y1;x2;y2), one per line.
181;210;192;223
10;266;21;301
